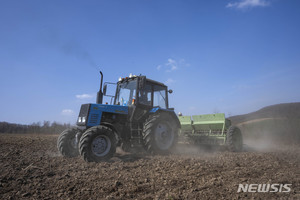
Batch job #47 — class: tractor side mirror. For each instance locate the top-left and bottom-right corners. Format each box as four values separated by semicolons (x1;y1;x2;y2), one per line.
168;89;173;94
103;84;107;95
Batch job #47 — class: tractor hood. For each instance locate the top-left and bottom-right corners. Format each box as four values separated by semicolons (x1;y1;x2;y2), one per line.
77;103;128;127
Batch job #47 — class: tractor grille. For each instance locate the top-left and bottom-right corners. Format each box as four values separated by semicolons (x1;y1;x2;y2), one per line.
79;104;90;117
77;104;91;126
89;114;99;124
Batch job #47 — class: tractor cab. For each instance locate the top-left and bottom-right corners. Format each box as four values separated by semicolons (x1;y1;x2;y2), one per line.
104;75;173;124
104;74;171;109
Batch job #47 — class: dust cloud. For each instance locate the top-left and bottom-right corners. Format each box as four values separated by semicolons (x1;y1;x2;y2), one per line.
238;118;300;152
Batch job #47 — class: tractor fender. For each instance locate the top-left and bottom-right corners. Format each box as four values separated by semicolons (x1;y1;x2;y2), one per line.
100;122;120;144
149;108;181;129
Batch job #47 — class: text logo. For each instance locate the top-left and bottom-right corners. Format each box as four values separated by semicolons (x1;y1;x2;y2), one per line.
237;184;292;193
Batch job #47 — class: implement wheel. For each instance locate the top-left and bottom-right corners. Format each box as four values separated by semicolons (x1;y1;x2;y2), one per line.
143;113;179;154
226;126;243;152
79;125;116;162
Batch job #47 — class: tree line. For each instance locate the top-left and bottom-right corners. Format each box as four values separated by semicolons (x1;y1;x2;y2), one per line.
0;121;72;134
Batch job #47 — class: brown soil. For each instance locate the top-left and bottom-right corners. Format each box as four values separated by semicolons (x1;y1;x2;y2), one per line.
0;134;299;200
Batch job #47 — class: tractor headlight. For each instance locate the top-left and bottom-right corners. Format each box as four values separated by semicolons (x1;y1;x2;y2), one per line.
82;117;86;123
78;117;82;123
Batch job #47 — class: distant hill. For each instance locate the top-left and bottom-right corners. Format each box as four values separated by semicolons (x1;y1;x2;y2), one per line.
229;102;300;125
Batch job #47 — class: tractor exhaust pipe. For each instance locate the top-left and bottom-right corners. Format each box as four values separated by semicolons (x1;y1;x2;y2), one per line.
96;71;103;104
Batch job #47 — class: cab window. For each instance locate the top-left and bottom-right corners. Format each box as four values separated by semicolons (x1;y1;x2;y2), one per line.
139;84;152;106
153;85;167;109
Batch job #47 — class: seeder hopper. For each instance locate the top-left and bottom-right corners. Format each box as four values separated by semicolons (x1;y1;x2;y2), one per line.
178;113;243;151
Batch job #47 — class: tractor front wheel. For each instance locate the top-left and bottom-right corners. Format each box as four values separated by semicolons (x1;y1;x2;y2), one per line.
57;128;82;157
226;126;243;152
143;113;179;154
79;125;116;162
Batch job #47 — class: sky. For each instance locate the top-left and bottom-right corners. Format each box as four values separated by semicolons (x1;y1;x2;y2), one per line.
0;0;300;125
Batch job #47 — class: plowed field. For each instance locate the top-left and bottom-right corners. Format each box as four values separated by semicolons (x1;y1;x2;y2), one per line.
0;134;299;199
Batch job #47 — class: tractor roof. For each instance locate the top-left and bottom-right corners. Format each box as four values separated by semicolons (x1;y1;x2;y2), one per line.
146;78;167;87
118;75;167;87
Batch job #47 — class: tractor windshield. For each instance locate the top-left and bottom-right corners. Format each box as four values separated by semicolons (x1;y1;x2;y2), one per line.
115;80;137;106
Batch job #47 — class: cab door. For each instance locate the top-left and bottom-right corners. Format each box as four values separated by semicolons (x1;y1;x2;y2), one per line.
129;81;153;123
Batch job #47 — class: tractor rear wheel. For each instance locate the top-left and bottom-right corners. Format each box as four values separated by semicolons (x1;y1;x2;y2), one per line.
226;126;243;152
79;125;116;162
143;113;179;154
57;128;82;157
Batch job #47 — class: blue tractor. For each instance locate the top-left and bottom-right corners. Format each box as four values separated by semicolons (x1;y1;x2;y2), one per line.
57;72;180;162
